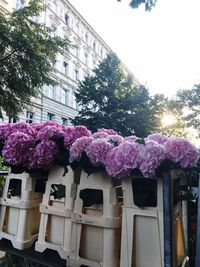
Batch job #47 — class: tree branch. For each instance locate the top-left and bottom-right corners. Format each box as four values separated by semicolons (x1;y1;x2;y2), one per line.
0;50;16;64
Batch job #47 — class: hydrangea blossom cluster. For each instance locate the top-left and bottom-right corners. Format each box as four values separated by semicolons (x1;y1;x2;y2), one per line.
69;136;94;161
36;125;64;141
146;133;168;144
163;137;199;168
123;135;138;143
27;141;58;170
93;131;109;139
93;129;124;146
69;132;123;167
105;134;199;178
105;141;140;178
85;138;114;166
106;135;124;146
64;126;91;149
93;128;118;139
0;123;12;141
137;140;165;177
10;122;37;138
0;122;199;176
2;132;34;166
0;123;92;171
97;128;118;135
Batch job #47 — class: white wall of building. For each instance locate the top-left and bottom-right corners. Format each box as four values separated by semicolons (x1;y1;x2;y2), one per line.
0;0;113;125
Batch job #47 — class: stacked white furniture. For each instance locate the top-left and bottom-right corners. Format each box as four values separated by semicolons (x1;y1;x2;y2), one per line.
120;170;186;267
35;165;76;259
0;172;42;249
69;170;121;267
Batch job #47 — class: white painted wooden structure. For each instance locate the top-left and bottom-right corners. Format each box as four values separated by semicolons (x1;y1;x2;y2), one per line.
0;172;42;249
35;166;76;259
69;170;121;267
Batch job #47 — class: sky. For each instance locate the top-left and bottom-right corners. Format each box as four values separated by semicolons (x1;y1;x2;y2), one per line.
69;0;200;97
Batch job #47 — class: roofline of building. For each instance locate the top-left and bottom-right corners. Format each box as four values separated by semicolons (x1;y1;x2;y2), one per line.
64;1;138;78
64;0;113;52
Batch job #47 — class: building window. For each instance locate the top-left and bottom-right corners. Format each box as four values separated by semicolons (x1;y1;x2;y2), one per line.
8;116;19;123
72;91;77;109
75;47;79;58
47;113;55;121
62;117;69;126
85;33;88;43
26;111;35;123
65;14;69;25
76;24;79;35
71;20;74;30
100;49;103;58
61;88;69;105
60;7;63;20
93;41;96;52
63;61;68;75
47;85;55;99
52;59;57;69
16;0;24;10
74;69;79;81
84;53;88;65
52;1;57;14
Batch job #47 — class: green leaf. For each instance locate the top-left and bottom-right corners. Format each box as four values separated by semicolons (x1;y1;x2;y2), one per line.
135;138;145;145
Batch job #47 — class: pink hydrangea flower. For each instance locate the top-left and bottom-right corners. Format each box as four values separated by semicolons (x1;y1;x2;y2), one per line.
137;140;165;177
146;133;169;144
86;138;114;166
29;123;43;132
93;132;109;139
36;126;64;141
118;141;140;170
63;125;91;149
73;125;92;140
105;147;129;178
97;128;118;135
27;140;58;170
69;136;94;161
163;137;199;168
105;141;140;178
0;123;12;141
2;132;35;166
63;126;75;149
10;122;37;138
123;135;138;143
93;131;123;145
42;121;63;129
107;134;124;145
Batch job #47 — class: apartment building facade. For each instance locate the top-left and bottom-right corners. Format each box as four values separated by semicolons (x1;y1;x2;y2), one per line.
0;0;112;124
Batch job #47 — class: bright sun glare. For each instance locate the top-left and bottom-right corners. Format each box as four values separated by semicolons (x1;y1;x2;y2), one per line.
162;114;176;127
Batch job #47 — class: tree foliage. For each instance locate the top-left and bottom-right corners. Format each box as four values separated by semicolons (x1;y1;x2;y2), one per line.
73;53;160;137
177;84;200;135
0;0;70;118
150;94;186;137
117;0;157;11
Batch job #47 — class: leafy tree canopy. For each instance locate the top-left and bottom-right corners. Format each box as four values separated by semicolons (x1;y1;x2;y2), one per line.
177;84;200;136
72;53;164;137
117;0;157;11
0;0;70;118
149;94;186;137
